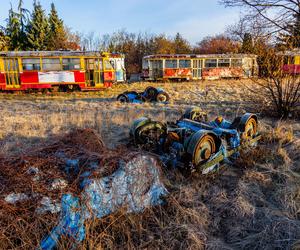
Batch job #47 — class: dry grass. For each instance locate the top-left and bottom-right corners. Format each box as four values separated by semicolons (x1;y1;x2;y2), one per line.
0;80;299;249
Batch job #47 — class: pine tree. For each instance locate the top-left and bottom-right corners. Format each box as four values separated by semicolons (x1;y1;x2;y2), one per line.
26;1;49;50
241;33;254;53
6;6;21;50
277;10;300;49
46;3;67;50
174;33;191;54
18;0;29;49
0;28;9;51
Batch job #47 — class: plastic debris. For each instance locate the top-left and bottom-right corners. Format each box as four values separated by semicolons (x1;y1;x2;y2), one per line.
40;155;167;250
50;179;68;191
36;197;61;214
5;193;29;204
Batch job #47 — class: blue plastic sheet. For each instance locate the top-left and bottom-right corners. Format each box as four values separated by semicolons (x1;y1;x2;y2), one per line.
40;155;168;250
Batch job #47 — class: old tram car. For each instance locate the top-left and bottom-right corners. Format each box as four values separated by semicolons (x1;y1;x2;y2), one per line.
142;54;258;81
278;49;300;74
0;51;126;92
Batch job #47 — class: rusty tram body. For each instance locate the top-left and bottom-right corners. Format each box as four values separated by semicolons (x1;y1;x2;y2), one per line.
0;51;126;91
142;54;258;81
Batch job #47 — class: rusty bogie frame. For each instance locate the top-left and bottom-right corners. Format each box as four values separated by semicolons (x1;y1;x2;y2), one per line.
130;108;261;174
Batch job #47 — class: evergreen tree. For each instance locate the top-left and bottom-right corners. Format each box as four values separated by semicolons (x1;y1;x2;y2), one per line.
0;28;9;51
46;3;67;50
241;33;254;53
277;11;300;49
26;1;49;50
6;6;21;50
18;0;30;49
174;33;191;54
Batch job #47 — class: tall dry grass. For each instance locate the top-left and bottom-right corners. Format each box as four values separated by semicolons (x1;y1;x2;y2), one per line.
0;80;299;249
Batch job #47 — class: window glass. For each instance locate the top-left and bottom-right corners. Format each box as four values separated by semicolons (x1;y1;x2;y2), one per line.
104;60;113;70
205;59;217;68
151;60;163;69
109;59;115;69
42;58;61;71
165;60;178;68
142;59;149;69
179;60;191;68
218;59;230;67
22;58;41;71
62;58;81;70
231;59;243;67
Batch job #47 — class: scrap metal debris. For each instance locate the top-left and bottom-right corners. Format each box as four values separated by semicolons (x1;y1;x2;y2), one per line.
117;86;170;103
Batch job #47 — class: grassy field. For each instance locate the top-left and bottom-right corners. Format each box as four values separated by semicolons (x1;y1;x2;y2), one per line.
0;80;299;249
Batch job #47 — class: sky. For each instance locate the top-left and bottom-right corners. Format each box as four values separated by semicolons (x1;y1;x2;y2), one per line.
0;0;241;45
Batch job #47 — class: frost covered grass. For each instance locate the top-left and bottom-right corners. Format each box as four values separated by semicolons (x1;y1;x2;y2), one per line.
0;80;299;249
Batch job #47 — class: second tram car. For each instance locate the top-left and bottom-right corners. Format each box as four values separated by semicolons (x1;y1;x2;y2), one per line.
142;54;258;81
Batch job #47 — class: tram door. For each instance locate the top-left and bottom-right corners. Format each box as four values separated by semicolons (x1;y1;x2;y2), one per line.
192;59;202;80
4;58;20;88
151;60;163;80
85;59;95;87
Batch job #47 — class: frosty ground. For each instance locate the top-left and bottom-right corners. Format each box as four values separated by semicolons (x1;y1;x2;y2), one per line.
0;80;299;249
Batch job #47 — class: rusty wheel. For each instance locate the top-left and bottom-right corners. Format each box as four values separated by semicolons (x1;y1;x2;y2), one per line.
193;134;217;166
242;118;257;140
156;92;169;103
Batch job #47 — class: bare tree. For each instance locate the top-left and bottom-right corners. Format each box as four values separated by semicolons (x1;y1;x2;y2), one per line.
251;47;300;118
221;0;300;34
226;15;271;42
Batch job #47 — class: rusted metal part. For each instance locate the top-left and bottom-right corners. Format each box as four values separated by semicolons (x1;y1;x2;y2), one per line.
196;134;262;174
130;108;261;175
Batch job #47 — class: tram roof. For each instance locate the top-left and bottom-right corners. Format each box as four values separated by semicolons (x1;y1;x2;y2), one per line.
143;54;257;59
0;51;124;58
276;49;300;56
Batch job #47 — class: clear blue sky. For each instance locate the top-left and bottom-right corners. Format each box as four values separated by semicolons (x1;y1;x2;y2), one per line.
0;0;240;45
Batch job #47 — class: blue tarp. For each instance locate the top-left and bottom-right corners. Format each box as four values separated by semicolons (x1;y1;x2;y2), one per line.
40;155;168;250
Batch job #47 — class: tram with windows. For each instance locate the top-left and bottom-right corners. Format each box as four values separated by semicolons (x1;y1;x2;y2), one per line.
278;49;300;74
0;51;125;92
142;54;258;81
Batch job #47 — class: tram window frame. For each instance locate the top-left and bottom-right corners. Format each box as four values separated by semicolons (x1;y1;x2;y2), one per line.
179;59;191;68
62;58;81;70
142;59;149;69
22;58;41;71
165;59;178;69
205;59;217;68
218;59;230;68
42;58;61;71
231;59;243;67
104;60;113;70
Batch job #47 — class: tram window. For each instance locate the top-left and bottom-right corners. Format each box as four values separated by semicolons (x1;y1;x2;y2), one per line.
142;59;149;69
231;59;243;67
205;59;217;68
62;58;81;70
179;60;191;68
151;60;163;69
104;60;113;70
218;59;230;67
22;58;41;71
42;58;61;71
165;60;178;68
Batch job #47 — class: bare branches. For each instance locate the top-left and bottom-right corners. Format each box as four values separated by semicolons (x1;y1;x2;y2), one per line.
220;0;300;34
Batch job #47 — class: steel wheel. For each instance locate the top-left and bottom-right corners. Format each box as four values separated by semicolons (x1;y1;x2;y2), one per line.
193;134;217;166
117;94;129;103
134;121;166;151
242;118;257;140
156;92;169;103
